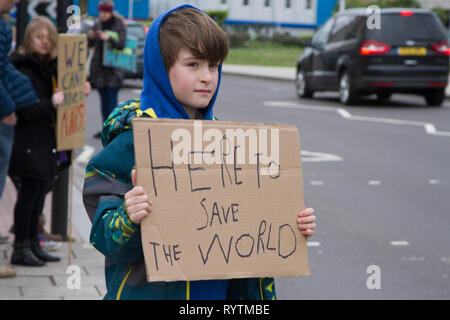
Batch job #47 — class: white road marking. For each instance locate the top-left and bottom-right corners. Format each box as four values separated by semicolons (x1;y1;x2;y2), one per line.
310;181;325;186
307;241;321;247
390;241;409;246
368;180;381;186
264;101;450;137
429;179;440;185
75;145;95;166
301;150;343;162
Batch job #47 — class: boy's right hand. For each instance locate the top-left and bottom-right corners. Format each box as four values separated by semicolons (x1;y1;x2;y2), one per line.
124;169;152;225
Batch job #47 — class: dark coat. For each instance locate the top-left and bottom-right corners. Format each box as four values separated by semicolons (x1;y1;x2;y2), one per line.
88;15;126;88
8;53;58;179
0;17;38;117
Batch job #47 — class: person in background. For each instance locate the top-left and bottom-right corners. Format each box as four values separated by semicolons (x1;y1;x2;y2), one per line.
0;0;38;278
8;16;91;267
88;0;126;138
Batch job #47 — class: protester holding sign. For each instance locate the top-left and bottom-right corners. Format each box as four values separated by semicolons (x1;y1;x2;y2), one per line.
83;5;316;300
8;16;91;267
87;0;126;136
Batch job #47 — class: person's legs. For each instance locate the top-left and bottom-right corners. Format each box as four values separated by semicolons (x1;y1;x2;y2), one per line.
11;177;45;266
97;87;110;123
104;86;119;122
29;179;60;262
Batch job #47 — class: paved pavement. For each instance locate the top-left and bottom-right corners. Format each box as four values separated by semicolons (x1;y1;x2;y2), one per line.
0;64;449;300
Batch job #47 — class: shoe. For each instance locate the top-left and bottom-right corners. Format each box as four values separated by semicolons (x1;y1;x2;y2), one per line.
31;238;60;262
38;234;62;252
11;240;46;267
93;131;101;139
0;266;16;278
0;234;8;244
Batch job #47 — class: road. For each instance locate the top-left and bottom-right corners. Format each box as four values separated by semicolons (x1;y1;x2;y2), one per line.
76;75;450;299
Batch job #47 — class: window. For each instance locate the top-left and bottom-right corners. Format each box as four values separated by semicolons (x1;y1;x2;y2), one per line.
264;0;270;7
306;0;312;9
286;0;291;8
243;0;249;6
312;18;334;48
221;0;227;4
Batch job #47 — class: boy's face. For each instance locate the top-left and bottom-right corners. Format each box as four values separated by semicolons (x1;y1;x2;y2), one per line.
168;48;219;118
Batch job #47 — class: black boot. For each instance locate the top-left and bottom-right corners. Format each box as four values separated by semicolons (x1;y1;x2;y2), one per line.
31;238;60;262
11;240;45;267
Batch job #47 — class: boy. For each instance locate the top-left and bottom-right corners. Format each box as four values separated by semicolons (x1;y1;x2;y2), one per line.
83;5;316;300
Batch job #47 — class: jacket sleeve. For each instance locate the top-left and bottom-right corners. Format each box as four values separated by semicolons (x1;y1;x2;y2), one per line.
83;130;144;264
0;22;15;117
107;19;126;50
0;79;15;117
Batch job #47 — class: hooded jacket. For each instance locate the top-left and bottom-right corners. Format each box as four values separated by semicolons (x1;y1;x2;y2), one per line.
0;17;38;117
83;5;276;300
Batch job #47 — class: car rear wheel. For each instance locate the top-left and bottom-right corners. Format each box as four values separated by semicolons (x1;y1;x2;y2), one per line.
296;70;314;98
424;89;445;107
339;72;359;105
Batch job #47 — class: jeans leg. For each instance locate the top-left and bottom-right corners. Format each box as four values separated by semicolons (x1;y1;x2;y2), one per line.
0;122;14;198
105;87;119;121
97;87;109;123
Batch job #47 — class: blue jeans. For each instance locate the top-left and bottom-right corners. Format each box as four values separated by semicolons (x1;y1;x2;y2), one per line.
0;121;14;198
98;87;119;123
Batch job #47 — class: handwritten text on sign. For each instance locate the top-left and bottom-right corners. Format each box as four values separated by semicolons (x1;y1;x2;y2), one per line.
133;118;310;282
56;34;87;151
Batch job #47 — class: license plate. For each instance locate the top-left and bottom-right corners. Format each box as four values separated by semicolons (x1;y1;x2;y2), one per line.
397;47;427;56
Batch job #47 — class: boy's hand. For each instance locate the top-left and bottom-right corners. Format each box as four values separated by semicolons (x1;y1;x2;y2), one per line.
124;169;152;225
297;208;316;238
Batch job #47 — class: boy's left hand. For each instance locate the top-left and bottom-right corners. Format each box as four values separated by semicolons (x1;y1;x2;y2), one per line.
297;208;316;238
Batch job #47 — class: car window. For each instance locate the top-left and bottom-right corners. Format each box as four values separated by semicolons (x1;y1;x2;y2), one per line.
329;15;362;42
127;25;146;40
312;18;334;48
365;13;446;43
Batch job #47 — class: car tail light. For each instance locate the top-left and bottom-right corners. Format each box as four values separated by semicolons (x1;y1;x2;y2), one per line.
360;41;391;55
400;11;415;16
431;41;450;55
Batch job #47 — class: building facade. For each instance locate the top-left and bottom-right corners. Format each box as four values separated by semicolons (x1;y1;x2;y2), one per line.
150;0;338;33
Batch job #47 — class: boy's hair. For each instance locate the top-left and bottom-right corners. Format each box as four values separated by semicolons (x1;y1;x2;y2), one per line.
18;16;58;60
159;8;229;73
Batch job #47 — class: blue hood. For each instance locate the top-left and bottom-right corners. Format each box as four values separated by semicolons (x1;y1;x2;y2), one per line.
140;4;222;120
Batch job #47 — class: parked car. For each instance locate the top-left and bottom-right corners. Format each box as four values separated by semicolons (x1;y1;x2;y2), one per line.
79;18;146;78
296;8;449;106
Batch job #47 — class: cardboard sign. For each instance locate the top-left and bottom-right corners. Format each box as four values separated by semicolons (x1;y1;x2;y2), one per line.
103;35;137;72
133;118;310;282
56;34;87;151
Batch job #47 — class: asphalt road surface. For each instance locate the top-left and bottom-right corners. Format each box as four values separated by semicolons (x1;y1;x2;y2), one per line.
78;75;450;299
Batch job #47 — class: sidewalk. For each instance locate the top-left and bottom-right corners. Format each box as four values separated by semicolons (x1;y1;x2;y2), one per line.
0;161;105;300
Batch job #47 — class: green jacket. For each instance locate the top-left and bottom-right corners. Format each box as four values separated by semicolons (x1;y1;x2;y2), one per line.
83;99;277;300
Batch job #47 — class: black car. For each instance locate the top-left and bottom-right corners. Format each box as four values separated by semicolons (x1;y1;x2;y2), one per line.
296;8;449;106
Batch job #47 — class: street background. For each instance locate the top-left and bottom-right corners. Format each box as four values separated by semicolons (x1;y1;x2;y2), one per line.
1;65;449;299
